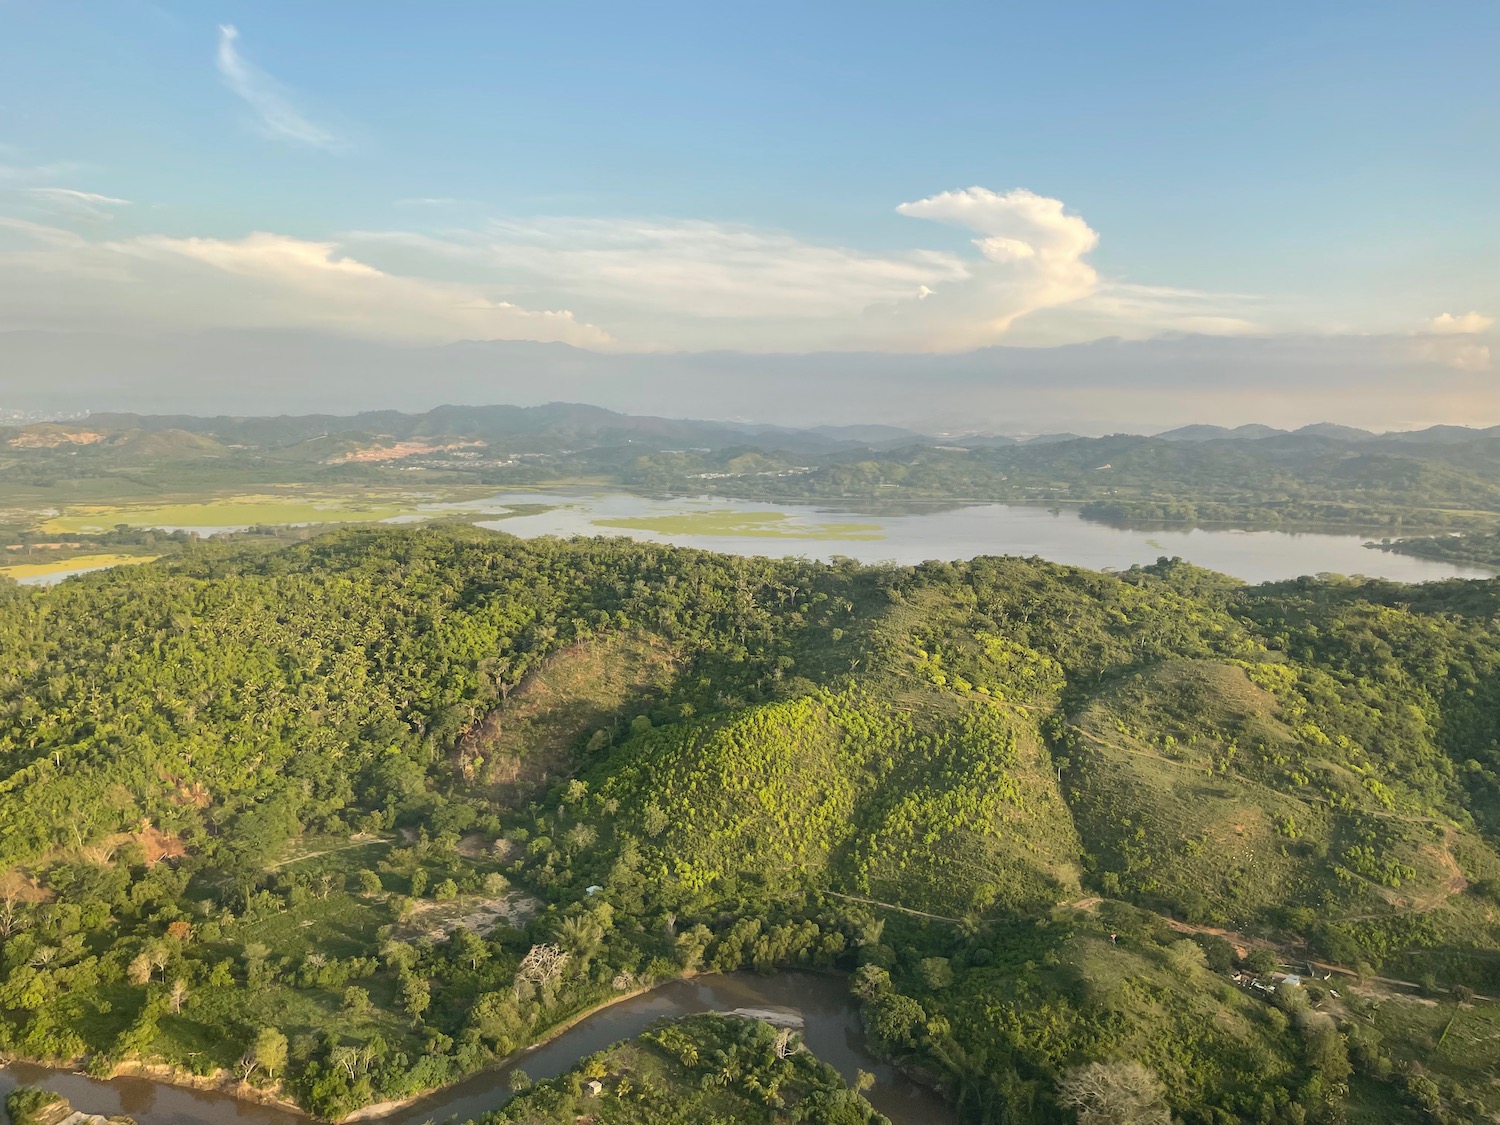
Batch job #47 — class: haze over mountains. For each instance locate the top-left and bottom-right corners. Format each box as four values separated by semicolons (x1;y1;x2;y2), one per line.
3;327;1492;435
20;399;1497;453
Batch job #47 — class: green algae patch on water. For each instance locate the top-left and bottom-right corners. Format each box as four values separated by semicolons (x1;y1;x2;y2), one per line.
591;509;885;540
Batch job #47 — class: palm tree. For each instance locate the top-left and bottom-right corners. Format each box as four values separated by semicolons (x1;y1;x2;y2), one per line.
556;914;602;967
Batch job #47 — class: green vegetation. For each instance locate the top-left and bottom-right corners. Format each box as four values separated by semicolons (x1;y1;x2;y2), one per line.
8;405;1500;547
2;1089;134;1125
592;509;884;540
465;1013;886;1125
2;525;1500;1122
37;487;502;535
630;429;1500;533
4;1087;65;1125
588;690;1077;916
1377;529;1500;570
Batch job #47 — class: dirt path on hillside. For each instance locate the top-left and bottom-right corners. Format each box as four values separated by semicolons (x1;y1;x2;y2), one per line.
824;891;963;924
1073;725;1454;832
1339;827;1470;923
1064;899;1497;1002
265;834;390;871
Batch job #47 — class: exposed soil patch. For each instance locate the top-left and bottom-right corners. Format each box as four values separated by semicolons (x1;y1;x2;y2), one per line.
395;892;542;941
0;867;49;904
455;832;493;859
8;428;106;449
79;823;187;867
329;439;487;464
458;632;678;804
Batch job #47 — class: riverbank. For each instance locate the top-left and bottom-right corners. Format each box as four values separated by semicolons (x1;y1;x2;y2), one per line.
339;979;665;1123
0;1053;308;1119
109;1060;306;1116
0;970;954;1125
0;981;662;1125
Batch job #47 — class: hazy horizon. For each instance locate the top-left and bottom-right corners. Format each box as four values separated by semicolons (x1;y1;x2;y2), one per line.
3;326;1495;436
2;3;1495;432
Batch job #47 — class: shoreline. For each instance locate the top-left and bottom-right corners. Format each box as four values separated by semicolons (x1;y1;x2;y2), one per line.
0;1054;308;1119
3;967;910;1125
109;1060;307;1116
337;975;680;1123
0;979;669;1125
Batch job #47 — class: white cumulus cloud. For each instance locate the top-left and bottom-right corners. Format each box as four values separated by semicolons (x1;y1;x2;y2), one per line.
0;223;610;346
0;184;1267;354
346;186;1120;352
1422;311;1495;335
877;186;1102;350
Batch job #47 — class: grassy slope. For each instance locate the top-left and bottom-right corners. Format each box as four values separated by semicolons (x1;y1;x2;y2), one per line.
461;632;680;804
489;551;1500;958
946;930;1298;1110
587;690;1079;917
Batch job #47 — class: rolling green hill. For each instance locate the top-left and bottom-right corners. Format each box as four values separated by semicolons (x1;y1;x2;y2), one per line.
583;690;1079;916
3;527;1500;1122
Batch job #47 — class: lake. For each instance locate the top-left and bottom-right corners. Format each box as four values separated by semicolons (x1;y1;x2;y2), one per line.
465;490;1494;585
0;972;953;1125
17;489;1494;586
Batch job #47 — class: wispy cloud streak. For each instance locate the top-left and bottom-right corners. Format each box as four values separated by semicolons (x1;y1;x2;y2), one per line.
216;25;344;151
24;187;131;222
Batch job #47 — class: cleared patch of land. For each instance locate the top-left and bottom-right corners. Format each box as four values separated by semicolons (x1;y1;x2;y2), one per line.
394;891;542;940
46;494;424;533
462;631;680;801
34;486;530;535
0;552;159;580
592;509;884;539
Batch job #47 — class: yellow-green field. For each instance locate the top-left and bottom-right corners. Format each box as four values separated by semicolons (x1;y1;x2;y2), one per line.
45;496;410;534
591;509;885;540
37;487;503;535
0;553;159;581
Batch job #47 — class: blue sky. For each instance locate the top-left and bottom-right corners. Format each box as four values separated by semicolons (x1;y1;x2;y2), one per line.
0;1;1494;421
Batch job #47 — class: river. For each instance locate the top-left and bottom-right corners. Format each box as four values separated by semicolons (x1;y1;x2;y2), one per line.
0;972;954;1125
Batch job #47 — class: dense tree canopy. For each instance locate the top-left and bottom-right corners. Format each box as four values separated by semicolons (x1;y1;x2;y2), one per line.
2;526;1499;1123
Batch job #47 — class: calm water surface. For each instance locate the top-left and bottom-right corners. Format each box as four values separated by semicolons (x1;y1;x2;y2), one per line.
466;490;1494;585
20;489;1492;586
0;973;953;1125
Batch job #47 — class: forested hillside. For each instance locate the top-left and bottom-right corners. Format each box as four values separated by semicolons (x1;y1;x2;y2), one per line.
629;428;1500;534
7;406;1500;556
2;527;1500;1122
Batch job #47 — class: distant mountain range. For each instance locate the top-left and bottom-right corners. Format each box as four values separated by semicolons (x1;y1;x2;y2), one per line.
2;327;1489;436
1153;421;1500;445
72;402;938;457
47;401;1500;454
